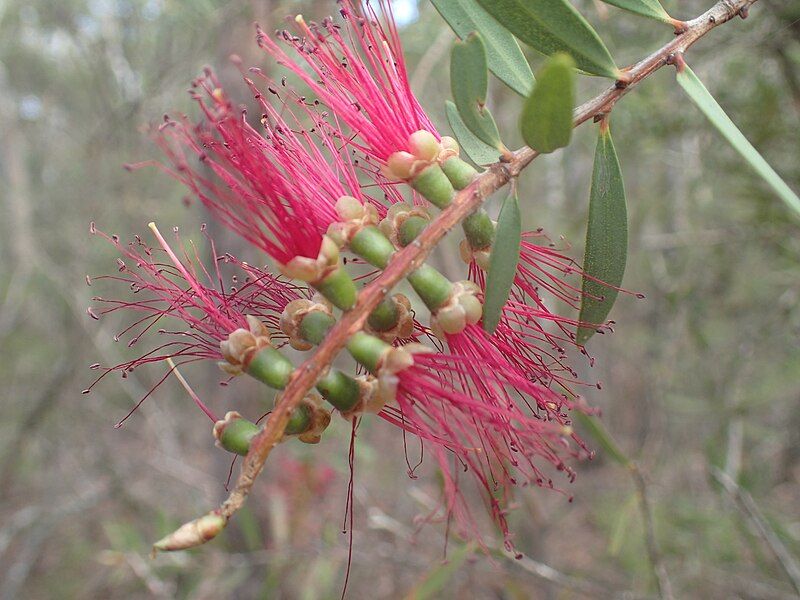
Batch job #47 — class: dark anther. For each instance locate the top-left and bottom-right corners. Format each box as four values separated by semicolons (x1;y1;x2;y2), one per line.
615;79;628;90
665;53;676;65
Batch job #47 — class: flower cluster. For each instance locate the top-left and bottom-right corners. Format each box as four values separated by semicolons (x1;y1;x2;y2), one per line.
89;0;620;553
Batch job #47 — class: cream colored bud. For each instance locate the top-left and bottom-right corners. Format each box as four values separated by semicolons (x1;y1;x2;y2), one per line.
439;136;460;156
435;304;467;335
318;235;340;265
458;238;492;270
217;361;242;376
377;372;400;405
335;195;364;221
382;346;416;374
461;280;481;295
408;130;440;162
459;293;483;325
279;255;320;282
246;315;269;338
360;377;386;414
386;202;413;219
220;329;255;364
385;151;417;180
474;249;491;271
152;512;226;554
326;222;348;247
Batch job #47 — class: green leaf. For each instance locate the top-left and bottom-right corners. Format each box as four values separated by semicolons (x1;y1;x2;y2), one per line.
483;190;521;334
577;124;627;344
573;412;630;467
520;53;575;153
405;542;476;599
475;0;620;78
450;32;503;149
445;101;500;165
598;0;674;24
676;63;800;216
432;0;534;96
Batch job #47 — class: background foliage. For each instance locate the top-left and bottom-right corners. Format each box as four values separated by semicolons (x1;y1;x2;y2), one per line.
1;0;798;597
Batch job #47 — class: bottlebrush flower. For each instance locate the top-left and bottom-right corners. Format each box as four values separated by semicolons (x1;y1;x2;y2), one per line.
465;229;636;387
349;337;584;547
255;0;468;193
256;0;436;164
84;222;321;429
143;71;358;310
152;70;440;342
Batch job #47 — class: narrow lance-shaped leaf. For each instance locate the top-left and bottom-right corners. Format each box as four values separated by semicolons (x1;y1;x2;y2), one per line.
676;62;800;216
598;0;676;26
432;0;534;96
520;53;575;154
450;32;504;150
445;100;501;165
483;190;521;334
475;0;620;79
577;122;627;344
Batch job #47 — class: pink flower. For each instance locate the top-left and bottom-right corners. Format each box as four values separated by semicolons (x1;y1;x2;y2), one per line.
85;222;300;424
378;347;584;547
256;0;437;164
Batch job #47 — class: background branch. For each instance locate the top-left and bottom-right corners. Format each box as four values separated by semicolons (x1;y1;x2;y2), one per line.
712;468;800;595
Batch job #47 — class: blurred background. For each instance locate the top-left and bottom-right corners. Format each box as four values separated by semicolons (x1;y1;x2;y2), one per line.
1;0;799;597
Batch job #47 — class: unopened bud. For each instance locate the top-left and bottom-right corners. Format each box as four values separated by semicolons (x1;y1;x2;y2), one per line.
152;511;226;555
408;130;440;162
459;239;492;271
430;281;483;338
384;151;418;181
438;136;460;161
278;235;340;283
329;197;381;248
335;195;365;221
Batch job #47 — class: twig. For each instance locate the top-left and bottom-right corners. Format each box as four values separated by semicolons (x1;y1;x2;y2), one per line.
630;465;674;600
712;467;800;595
160;0;761;549
368;500;625;598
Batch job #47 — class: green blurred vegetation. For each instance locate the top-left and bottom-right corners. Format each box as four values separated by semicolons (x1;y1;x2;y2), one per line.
1;0;798;597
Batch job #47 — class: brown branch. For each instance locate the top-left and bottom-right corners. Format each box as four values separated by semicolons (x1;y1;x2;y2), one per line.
158;0;761;551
